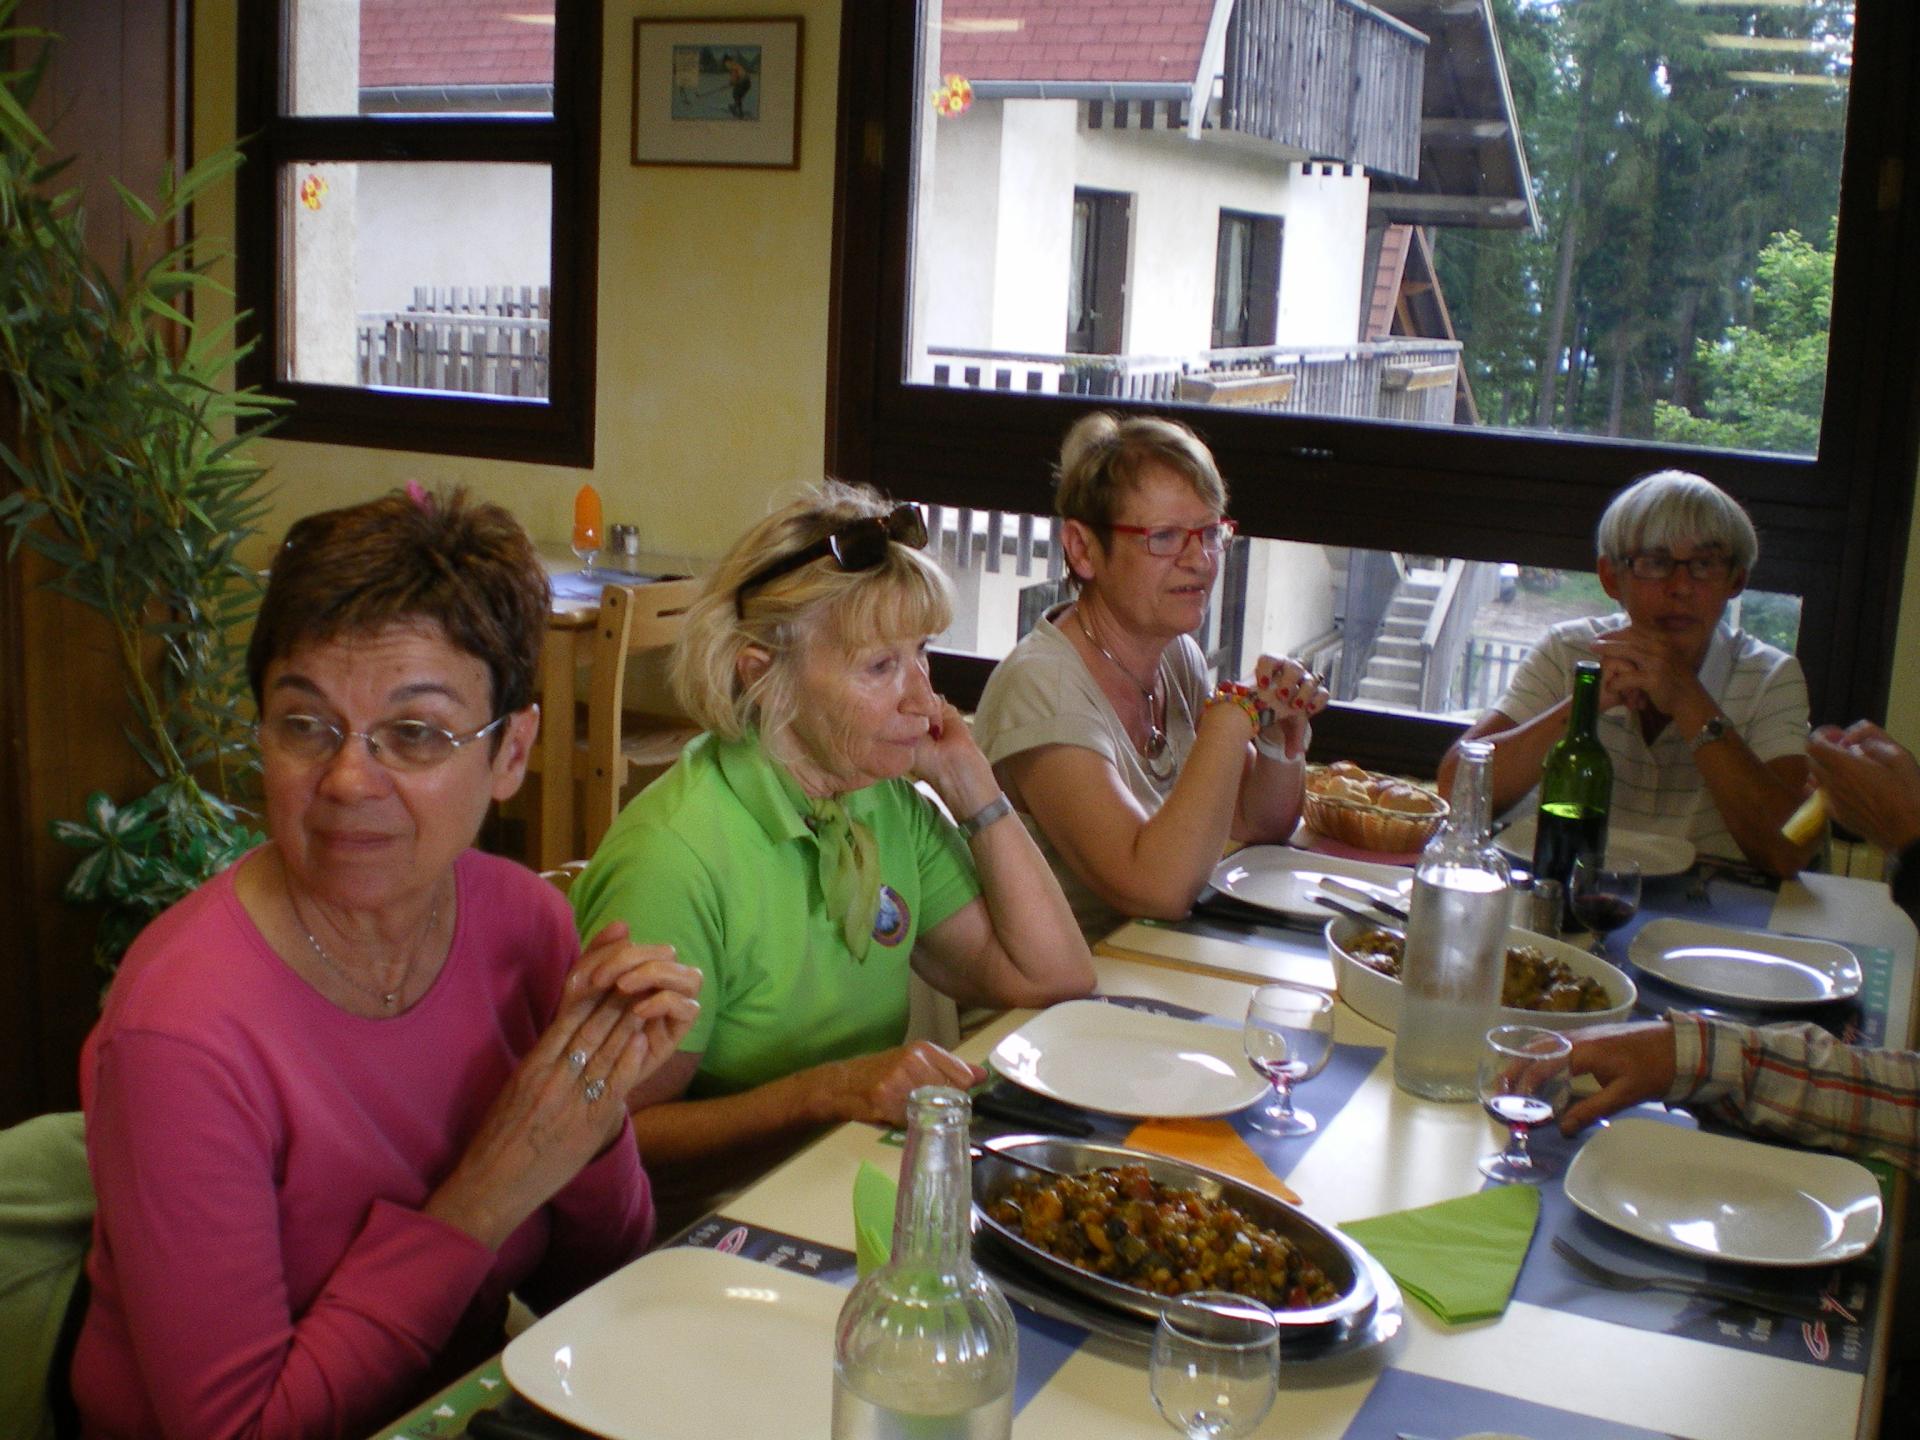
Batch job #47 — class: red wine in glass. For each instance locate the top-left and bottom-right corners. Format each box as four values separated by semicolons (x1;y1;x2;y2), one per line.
1571;891;1637;935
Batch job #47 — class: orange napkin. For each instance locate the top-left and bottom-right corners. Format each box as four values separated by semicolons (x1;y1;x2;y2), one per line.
1124;1118;1302;1205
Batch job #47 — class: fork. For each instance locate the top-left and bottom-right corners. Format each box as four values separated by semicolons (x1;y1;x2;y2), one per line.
1550;1237;1827;1324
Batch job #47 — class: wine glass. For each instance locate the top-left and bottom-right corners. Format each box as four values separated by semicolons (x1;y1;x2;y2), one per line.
1242;982;1335;1136
1570;855;1642;954
1149;1291;1280;1440
1476;1024;1573;1183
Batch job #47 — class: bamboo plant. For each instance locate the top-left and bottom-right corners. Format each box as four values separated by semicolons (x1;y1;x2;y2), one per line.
0;7;280;968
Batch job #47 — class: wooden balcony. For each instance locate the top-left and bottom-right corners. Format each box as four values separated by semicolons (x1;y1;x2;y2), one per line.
1222;0;1427;179
925;338;1463;426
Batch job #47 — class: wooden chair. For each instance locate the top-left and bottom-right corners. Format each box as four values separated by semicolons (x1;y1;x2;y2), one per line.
581;578;705;857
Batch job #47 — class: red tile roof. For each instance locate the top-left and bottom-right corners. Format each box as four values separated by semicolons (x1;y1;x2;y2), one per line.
937;1;1217;85
360;0;554;89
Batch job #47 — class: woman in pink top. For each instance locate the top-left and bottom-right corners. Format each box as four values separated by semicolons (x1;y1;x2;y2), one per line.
72;488;702;1439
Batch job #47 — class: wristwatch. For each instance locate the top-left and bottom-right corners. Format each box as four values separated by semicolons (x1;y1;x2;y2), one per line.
1689;714;1731;753
957;792;1014;839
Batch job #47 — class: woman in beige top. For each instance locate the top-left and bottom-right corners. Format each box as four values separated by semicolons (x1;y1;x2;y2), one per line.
972;412;1327;939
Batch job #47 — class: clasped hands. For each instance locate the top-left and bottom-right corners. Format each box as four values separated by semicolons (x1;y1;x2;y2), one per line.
1587;628;1712;729
1250;654;1330;759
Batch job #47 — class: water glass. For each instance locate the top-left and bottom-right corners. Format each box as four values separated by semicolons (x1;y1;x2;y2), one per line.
1149;1291;1280;1440
1242;983;1335;1136
1477;1024;1573;1183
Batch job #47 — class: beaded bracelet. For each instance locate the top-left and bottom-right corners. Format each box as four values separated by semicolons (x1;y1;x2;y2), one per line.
1207;683;1264;734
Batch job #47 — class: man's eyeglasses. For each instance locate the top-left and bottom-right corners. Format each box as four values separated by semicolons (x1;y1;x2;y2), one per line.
256;713;508;772
1623;551;1735;583
1106;519;1237;558
734;503;929;617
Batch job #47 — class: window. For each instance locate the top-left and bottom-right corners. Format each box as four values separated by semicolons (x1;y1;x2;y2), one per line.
1211;210;1282;350
235;1;600;465
833;1;1920;773
1066;189;1130;354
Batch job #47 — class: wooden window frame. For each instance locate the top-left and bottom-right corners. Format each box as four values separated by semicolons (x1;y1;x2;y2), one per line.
827;1;1920;777
233;2;601;467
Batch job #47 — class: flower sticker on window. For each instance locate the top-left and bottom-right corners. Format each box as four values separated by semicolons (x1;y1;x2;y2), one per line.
298;174;328;211
932;74;972;119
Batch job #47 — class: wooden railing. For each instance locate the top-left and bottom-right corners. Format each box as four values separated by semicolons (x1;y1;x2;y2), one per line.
1222;0;1427;179
356;285;551;397
926;339;1462;425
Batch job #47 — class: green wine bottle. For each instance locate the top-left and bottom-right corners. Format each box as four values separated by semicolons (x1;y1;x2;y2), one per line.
1530;659;1612;919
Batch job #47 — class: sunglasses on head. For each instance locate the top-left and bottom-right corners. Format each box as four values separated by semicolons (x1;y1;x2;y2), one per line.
734;503;930;617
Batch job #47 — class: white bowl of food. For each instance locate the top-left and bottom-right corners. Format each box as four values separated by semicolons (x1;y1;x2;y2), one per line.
1324;914;1636;1032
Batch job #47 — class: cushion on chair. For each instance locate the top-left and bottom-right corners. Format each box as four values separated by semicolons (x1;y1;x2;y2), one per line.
0;1111;93;1440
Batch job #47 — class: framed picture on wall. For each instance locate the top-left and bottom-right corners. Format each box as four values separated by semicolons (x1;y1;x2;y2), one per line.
631;16;803;169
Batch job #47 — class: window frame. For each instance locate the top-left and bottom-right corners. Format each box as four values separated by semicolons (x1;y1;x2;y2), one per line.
234;2;601;467
829;1;1920;775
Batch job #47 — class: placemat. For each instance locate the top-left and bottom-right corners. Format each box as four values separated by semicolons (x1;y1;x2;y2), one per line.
1340;1366;1691;1440
1502;1107;1887;1373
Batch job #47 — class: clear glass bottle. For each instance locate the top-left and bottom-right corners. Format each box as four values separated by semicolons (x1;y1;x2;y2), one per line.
1394;740;1512;1101
1530;659;1612;925
831;1087;1018;1440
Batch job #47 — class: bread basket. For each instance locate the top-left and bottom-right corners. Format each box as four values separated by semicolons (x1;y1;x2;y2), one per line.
1302;766;1447;854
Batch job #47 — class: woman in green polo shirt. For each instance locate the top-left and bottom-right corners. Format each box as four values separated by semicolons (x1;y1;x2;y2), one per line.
569;482;1094;1198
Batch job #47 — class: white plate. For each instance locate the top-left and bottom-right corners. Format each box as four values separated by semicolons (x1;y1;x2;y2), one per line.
1563;1117;1883;1267
987;998;1269;1118
503;1247;839;1439
1629;917;1862;1006
1210;846;1412;924
1497;816;1696;878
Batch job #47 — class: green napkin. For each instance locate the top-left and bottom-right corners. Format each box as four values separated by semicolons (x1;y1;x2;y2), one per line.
853;1160;898;1276
1339;1184;1541;1324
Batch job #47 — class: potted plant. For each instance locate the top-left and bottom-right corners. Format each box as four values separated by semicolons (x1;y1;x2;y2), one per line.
0;7;280;968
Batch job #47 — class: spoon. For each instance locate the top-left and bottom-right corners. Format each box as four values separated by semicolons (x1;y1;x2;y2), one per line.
1313;892;1406;940
970;1144;1078;1183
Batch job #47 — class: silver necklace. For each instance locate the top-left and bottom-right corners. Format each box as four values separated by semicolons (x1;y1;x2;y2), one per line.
1076;605;1168;762
289;889;439;1010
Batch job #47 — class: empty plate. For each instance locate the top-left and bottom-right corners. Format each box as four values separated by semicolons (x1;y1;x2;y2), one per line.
1497;816;1695;878
987;998;1269;1118
1563;1117;1883;1267
503;1246;840;1438
1629;918;1862;1007
1210;846;1413;925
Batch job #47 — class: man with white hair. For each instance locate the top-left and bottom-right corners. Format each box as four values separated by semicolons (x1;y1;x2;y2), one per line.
1439;469;1815;877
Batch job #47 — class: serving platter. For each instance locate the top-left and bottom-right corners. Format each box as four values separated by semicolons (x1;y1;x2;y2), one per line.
970;1134;1381;1342
1563;1118;1883;1267
1496;816;1696;878
502;1246;839;1438
1628;918;1862;1007
1209;846;1413;925
985;999;1267;1119
1324;915;1637;1033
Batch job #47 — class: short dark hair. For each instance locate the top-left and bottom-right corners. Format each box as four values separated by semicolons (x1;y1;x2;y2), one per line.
247;487;548;718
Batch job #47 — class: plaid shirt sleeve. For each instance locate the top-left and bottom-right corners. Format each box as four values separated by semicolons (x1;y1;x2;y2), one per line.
1666;1009;1920;1174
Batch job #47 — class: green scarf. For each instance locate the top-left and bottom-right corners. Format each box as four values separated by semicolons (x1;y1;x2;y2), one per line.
774;764;883;962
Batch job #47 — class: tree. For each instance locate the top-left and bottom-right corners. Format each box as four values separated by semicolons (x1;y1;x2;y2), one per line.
1651;223;1833;455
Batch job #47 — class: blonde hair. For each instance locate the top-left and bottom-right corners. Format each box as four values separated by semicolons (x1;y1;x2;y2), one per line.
1055;411;1228;530
671;480;954;741
1597;470;1759;574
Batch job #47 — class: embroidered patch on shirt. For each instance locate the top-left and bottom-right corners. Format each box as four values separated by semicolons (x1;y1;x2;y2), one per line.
873;885;911;947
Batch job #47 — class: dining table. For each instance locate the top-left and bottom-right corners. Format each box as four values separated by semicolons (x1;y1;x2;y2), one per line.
372;858;1917;1440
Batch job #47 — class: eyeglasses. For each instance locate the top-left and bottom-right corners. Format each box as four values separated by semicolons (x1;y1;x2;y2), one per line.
1106;519;1237;557
734;503;930;617
1623;551;1736;583
256;712;508;772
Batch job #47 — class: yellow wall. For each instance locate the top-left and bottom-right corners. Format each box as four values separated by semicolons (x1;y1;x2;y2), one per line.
194;0;842;562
